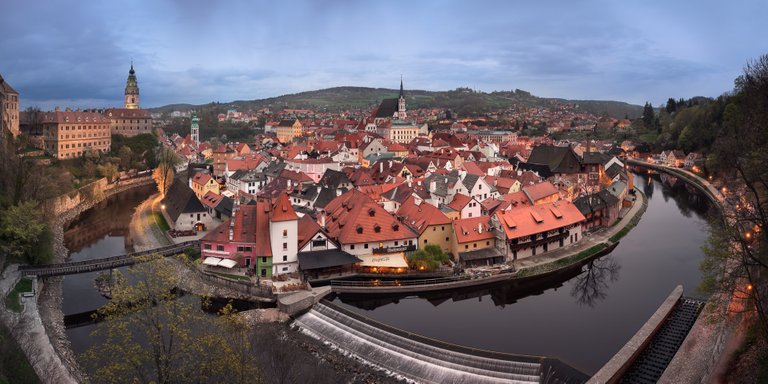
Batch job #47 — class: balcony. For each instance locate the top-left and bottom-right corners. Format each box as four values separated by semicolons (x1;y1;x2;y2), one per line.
507;232;569;252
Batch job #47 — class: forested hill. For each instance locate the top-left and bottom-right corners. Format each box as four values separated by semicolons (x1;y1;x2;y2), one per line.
149;86;643;119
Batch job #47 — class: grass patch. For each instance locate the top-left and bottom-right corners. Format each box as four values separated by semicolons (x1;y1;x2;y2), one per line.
517;243;610;277
4;278;33;313
0;323;41;384
210;272;251;281
153;211;170;231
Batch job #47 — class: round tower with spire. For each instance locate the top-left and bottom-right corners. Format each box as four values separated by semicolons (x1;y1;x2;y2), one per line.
124;63;140;109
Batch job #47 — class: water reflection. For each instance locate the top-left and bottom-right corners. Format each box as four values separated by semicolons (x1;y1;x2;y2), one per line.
570;257;621;307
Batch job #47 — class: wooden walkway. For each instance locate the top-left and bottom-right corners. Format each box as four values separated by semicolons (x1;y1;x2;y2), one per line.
18;241;199;277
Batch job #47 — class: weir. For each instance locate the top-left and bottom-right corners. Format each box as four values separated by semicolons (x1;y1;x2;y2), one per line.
294;300;588;384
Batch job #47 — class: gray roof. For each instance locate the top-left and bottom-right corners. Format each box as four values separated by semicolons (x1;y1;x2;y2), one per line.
462;174;480;192
313;188;339;209
526;145;582;174
459;248;503;261
374;98;399;118
298;249;362;270
161;178;206;222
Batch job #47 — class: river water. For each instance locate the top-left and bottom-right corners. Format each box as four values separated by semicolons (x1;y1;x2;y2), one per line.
332;172;713;375
62;172;712;376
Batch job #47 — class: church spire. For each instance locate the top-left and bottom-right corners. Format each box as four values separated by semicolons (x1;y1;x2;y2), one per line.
399;75;404;98
397;76;406;120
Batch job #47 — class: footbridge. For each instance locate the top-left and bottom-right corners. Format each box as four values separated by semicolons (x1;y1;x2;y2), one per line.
18;241;199;277
294;300;589;384
627;159;724;209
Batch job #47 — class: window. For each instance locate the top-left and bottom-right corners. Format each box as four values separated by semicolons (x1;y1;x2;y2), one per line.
394;241;399;246
283;229;287;237
433;227;436;232
465;245;469;249
350;244;355;250
282;267;288;271
283;255;287;261
446;237;449;241
364;244;369;249
217;245;224;251
262;257;267;263
204;244;211;250
244;247;251;252
312;239;326;248
486;241;490;246
283;242;287;250
424;239;428;244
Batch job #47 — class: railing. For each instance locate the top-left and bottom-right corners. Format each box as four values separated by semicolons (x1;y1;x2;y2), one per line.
19;241;200;277
330;274;471;287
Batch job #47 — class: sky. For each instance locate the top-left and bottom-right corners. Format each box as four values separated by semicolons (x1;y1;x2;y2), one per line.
1;0;767;110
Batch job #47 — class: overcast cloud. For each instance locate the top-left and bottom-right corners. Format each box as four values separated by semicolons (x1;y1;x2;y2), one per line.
1;0;767;110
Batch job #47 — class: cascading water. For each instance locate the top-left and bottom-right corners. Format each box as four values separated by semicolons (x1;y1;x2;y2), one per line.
294;301;543;384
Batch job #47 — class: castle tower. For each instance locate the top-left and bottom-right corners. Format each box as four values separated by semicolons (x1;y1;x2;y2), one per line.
397;76;406;120
124;63;140;109
191;113;200;146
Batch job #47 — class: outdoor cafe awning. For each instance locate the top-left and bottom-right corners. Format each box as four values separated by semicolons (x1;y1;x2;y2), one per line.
217;259;238;269
202;257;221;266
357;253;409;269
202;257;237;269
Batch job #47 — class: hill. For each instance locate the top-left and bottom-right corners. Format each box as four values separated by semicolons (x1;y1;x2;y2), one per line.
149;86;643;119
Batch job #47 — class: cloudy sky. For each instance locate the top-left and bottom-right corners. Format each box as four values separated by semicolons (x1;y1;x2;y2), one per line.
1;1;766;110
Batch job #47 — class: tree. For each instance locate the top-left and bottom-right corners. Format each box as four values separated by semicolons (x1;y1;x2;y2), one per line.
407;244;450;271
0;201;52;265
81;256;263;384
153;147;179;197
642;102;655;129
97;162;119;182
118;146;133;169
665;98;677;114
702;53;768;336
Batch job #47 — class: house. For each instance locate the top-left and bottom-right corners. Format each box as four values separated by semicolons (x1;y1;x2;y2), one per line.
276;119;303;143
190;172;220;200
521;181;559;205
161;178;214;231
322;189;419;272
684;152;703;169
494;200;586;260
666;150;686;167
452;216;502;266
444;193;482;219
199;193;299;277
396;196;453;253
573;190;621;231
296;215;361;281
199;191;234;220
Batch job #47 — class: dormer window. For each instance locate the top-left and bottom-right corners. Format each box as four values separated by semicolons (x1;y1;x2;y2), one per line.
356;225;363;234
374;224;381;233
392;223;399;231
368;208;376;217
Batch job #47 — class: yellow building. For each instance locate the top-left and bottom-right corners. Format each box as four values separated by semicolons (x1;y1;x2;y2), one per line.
276;119;303;143
190;172;220;200
105;108;152;137
0;74;20;139
396;196;454;254
42;109;111;159
378;120;420;144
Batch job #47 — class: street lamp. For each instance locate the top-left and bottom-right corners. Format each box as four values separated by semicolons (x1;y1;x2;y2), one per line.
161;204;166;210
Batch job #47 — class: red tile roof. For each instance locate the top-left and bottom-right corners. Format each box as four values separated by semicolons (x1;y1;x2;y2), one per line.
396;196;451;234
453;216;495;243
447;193;474;211
522;181;558;202
495;200;585;240
270;193;298;222
324;189;418;244
191;172;213;187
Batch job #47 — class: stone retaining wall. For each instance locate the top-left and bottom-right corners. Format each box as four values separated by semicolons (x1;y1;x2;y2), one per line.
588;285;684;384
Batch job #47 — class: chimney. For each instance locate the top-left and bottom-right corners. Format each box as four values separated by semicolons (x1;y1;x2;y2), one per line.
320;212;326;228
477;223;483;233
430;181;436;192
54;106;61;112
379;162;383;173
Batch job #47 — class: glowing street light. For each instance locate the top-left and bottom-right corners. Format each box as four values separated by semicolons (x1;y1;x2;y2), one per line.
161;204;166;210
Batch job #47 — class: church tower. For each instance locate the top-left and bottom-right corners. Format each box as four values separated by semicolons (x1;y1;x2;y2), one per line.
397;76;406;120
124;63;140;109
191;113;200;146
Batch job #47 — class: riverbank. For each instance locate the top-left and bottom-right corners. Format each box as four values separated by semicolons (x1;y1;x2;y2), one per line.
332;188;647;295
34;177;155;383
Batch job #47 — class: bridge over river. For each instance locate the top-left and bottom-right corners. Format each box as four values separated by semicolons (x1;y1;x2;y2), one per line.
19;241;199;277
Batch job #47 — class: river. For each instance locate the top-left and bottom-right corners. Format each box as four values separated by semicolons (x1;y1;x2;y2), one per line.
332;172;713;375
61;172;712;376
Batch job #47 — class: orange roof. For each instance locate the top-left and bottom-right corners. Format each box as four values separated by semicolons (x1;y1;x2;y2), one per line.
447;193;474;211
200;191;223;209
495;200;585;240
324;190;418;244
297;215;325;249
396;196;451;234
192;172;213;186
453;216;495;243
270;193;298;222
201;202;272;256
522;181;558;202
